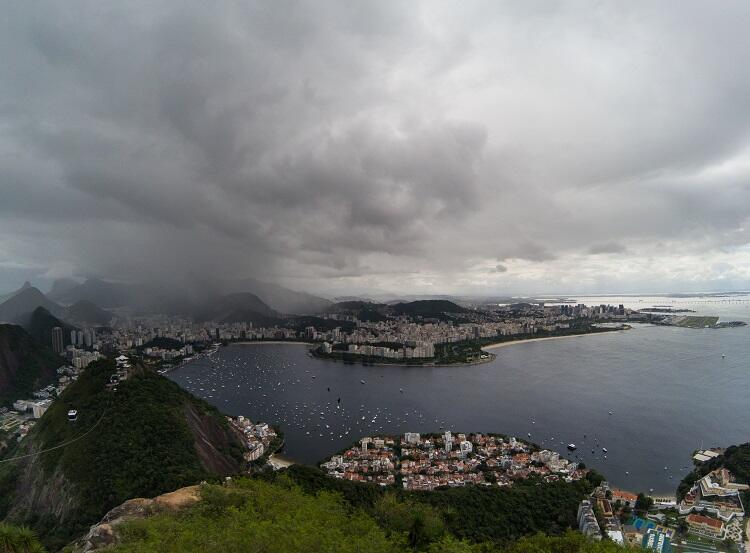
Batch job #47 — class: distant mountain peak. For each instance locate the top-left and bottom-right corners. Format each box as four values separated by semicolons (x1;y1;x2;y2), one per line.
65;299;112;326
0;286;65;325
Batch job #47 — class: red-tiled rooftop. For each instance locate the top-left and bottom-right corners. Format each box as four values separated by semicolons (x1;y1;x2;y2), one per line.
687;514;723;529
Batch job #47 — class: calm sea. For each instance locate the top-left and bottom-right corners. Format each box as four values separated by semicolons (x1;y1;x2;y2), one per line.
169;293;750;495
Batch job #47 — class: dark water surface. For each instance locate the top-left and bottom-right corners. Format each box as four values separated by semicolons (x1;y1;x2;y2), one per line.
169;320;750;495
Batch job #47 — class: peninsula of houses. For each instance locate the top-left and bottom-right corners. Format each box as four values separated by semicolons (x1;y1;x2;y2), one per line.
320;431;588;490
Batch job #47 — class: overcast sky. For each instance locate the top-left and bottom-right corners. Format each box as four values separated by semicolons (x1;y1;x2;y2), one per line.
2;1;750;297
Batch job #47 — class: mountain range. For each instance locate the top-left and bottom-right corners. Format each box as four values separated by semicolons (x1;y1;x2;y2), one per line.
192;292;281;325
0;285;113;327
0;285;65;325
47;277;332;315
0;280;471;335
324;299;468;321
0;276;323;326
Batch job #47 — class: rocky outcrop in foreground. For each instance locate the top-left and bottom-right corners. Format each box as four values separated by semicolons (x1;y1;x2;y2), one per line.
70;485;201;552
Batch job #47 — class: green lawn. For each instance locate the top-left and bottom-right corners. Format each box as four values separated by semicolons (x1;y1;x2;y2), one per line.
673;316;720;328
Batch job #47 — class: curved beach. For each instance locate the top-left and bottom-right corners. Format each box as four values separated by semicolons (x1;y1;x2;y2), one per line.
482;326;630;351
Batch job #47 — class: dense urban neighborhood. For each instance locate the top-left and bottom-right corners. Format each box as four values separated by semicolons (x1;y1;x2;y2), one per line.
577;455;748;553
321;431;589;489
228;415;280;463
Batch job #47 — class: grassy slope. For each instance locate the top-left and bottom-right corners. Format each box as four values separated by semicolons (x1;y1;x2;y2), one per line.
105;478;626;553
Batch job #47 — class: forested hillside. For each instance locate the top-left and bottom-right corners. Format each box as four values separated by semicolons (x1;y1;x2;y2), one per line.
0;359;246;550
261;464;604;546
0;324;60;407
73;478;626;553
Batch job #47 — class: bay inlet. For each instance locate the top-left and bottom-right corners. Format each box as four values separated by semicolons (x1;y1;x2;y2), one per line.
169;300;750;495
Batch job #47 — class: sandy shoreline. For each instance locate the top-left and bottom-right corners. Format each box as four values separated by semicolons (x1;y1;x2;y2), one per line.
482;328;628;351
268;453;296;469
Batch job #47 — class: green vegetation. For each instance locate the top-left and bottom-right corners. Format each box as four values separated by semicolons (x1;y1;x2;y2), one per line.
0;523;45;553
434;341;488;364
104;478;625;553
671;316;720;328
633;493;653;517
110;479;395;553
391;300;468;318
0;324;61;407
290;317;356;333
261;464;604;547
414;477;599;544
0;359;245;550
504;532;627;552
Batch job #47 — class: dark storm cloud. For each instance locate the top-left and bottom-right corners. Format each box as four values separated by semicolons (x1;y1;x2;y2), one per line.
588;243;627;255
2;1;750;294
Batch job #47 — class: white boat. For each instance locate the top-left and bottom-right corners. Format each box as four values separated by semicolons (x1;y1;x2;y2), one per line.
567;443;577;451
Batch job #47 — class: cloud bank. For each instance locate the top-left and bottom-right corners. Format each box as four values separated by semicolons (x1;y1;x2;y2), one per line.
2;1;750;295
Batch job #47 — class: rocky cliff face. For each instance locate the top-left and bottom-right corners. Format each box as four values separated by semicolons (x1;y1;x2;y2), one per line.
70;485;202;552
5;449;77;524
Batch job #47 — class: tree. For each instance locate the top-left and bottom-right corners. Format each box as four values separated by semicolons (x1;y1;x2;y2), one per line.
374;493;445;550
677;519;689;535
634;493;653;516
505;531;628;552
426;536;476;552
